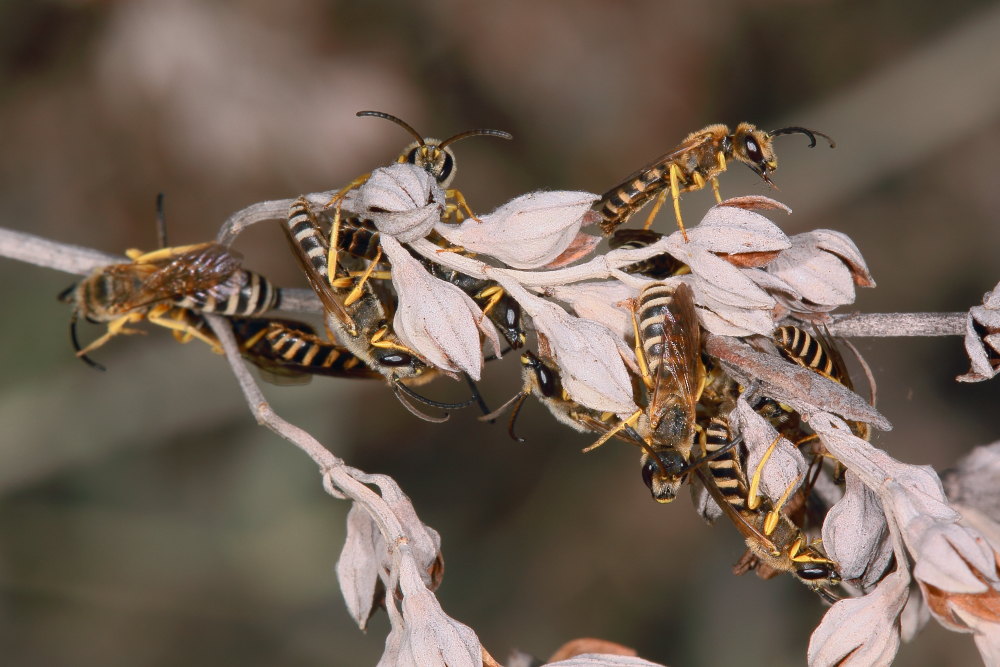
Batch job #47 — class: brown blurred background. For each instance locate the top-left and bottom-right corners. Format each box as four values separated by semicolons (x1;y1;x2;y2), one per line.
2;1;999;665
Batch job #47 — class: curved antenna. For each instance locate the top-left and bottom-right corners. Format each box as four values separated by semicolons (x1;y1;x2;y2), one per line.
769;126;836;149
155;192;168;249
438;127;513;150
68;312;106;371
356;110;425;146
463;373;493;418
391;382;449;423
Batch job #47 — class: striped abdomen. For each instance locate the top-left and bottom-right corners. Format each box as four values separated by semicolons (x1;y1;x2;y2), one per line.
263;322;375;376
176;269;277;316
773;326;835;378
597;163;670;233
336;215;382;261
286;199;331;279
702;417;747;510
637;282;679;379
608;229;683;279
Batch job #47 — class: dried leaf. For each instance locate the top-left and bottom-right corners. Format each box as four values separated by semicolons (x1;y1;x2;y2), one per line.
766;230;872;313
354;163;446;243
393;555;482;667
807;569;908;667
943;442;1000;522
686;199;791;255
734;397;807;507
495;277;637;414
437;191;598;269
549;281;636;341
716;194;793;213
705;335;891;431
542;232;603;269
544;656;665;667
957;293;1000;382
382;235;500;379
547;638;637;661
336;503;383;630
822;470;889;582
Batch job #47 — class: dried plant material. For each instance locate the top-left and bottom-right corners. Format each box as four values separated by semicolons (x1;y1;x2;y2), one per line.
719;250;783;269
336;503;384;629
544;656;665;667
807;569;908;667
900;585;932;642
496;278;637;414
766;230;873;313
734;397;807;507
821;471;889;583
437;191;598;269
547;638;638;661
957;283;1000;382
943;442;1000;524
353;164;446;243
685;198;791;255
542;232;603;269
549;281;636;341
382;235;500;379
716;195;794;213
705;335;891;431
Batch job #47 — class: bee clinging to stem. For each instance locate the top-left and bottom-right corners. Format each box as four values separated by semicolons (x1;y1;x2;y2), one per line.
597;123;834;241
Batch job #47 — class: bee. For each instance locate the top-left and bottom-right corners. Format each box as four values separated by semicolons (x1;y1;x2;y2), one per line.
231;317;381;382
607;229;685;279
772;325;870;443
62;241;278;369
283;198;474;421
597;124;834;240
695;431;841;602
330;110;513;222
581;282;706;503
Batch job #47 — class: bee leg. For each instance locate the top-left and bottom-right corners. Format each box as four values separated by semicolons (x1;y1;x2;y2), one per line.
369;326;419;355
326;198;344;288
668;163;690;242
746;434;785;511
323;173;370;210
76;313;147;357
475;285;505;315
128;243;212;264
445;188;478;223
581;409;642;453
628;301;654;391
343;247;383;307
641;190;669;231
761;473;803;538
147;306;220;352
710;177;722;204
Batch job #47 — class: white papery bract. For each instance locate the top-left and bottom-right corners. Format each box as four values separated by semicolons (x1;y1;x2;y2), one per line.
436;190;598;269
549;280;636;341
766;230;873;314
821;471;889;584
958;282;1000;382
352;163;446;243
734;397;807;507
381;235;500;379
493;277;638;415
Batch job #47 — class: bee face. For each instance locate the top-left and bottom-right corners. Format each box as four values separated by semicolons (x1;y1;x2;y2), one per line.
641;449;688;503
731;123;778;183
400;140;457;188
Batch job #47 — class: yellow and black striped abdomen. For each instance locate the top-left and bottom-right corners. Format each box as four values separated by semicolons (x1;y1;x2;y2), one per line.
773;326;834;378
176;269;278;316
637;282;678;377
336;216;382;261
597;164;669;233
701;417;746;510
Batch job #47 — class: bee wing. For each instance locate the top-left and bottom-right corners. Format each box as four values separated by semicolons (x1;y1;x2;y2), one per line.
600;133;716;199
814;326;853;391
648;282;702;424
280;213;355;329
575;413;645;447
694;466;778;554
121;243;240;310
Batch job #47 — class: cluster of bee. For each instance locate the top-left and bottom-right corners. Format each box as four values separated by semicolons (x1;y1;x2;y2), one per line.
62;113;849;598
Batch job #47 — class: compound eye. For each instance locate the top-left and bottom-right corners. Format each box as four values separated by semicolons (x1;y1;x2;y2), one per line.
378;352;414;367
403;146;421;166
641;460;658;490
535;364;557;397
435;151;455;184
797;565;833;581
744;136;764;163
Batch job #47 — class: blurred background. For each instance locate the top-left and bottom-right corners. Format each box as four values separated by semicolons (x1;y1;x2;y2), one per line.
2;0;999;665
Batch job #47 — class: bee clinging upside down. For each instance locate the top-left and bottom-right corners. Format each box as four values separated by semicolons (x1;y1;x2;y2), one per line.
597;123;834;241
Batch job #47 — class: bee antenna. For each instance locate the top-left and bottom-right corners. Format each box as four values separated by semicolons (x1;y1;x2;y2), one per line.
68;311;106;372
463;372;493;418
155;192;168;248
438;128;513;150
391;382;449;423
57;283;77;303
688;433;744;471
769;127;836;149
357;110;425;147
393;379;479;412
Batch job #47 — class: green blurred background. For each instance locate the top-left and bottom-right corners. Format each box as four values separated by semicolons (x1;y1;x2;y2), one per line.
2;1;999;665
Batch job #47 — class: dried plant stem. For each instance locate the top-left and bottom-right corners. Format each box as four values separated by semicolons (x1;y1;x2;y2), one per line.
0;225;972;340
